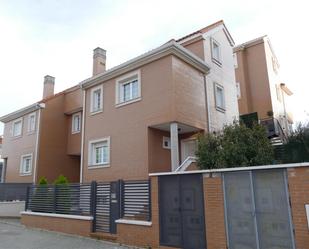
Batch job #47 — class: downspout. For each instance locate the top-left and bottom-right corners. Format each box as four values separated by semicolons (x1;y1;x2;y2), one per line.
33;103;45;183
204;74;211;133
80;89;86;183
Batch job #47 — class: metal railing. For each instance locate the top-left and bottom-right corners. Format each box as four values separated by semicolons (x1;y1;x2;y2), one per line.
121;180;151;221
0;183;32;201
27;183;92;216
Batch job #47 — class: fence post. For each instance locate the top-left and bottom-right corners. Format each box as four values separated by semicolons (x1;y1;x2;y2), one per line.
90;181;97;232
53;185;57;213
25;185;30;211
119;179;124;218
148;178;152;221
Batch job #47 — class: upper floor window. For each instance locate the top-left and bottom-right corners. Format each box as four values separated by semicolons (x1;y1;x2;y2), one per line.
233;53;238;68
214;83;225;112
72;112;81;134
211;38;222;65
162;136;171;149
90;85;103;114
27;112;36;133
88;137;110;168
20;154;32;175
12;118;23;137
116;70;141;106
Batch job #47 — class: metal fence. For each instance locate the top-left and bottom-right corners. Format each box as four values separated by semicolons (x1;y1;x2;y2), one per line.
27;183;92;216
0;183;32;201
121;180;151;221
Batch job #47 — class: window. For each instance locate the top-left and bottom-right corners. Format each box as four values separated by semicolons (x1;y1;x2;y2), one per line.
116;70;141;106
12;118;23;137
72;112;81;134
88;137;110;167
27;112;36;133
215;83;225;111
162;137;171;149
20;154;32;175
236;82;241;99
233;53;238;68
90;85;103;114
211;38;221;65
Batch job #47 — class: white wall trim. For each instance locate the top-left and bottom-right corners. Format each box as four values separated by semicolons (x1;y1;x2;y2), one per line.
21;211;93;221
305;204;309;229
115;219;152;226
33;108;42;183
149;162;309;176
80;90;86;183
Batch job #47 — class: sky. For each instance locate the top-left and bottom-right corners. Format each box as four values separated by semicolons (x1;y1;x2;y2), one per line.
0;0;308;134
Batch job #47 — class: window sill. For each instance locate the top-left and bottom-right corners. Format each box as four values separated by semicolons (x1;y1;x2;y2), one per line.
88;164;110;169
27;131;36;135
71;130;80;135
20;173;32;177
11;135;22;140
116;97;141;108
115;219;152;226
212;58;222;67
216;106;226;113
90;109;103;116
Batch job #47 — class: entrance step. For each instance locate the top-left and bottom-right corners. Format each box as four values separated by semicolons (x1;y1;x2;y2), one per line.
90;232;117;242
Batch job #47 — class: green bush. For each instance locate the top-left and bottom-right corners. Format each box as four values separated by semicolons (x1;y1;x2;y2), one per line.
196;122;274;169
53;175;69;185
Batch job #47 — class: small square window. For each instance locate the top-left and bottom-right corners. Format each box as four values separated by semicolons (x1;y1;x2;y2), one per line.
72;112;81;134
236;82;241;99
233;53;238;68
116;71;141;106
90;85;103;114
12;118;23;137
28;112;36;133
20;154;32;175
211;38;222;65
162;136;171;149
214;83;225;112
88;137;110;167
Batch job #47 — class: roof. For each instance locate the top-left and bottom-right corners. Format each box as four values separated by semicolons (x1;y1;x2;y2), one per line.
80;40;210;89
234;35;267;51
176;20;235;46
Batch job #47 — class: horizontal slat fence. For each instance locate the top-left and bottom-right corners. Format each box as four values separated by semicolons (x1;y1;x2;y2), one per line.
122;180;151;221
27;183;91;216
0;183;32;201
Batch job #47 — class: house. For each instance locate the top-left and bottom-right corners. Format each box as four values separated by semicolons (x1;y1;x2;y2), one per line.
0;77;82;183
0;20;238;183
79;20;238;182
234;36;293;143
0;136;3;182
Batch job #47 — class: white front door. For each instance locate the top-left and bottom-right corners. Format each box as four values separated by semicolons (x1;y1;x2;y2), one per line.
181;139;197;163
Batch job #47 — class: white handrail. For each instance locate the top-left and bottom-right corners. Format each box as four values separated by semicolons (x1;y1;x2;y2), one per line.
174;156;197;172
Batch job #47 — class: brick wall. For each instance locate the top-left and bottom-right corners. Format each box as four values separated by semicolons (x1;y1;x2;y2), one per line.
287;167;309;249
203;173;227;249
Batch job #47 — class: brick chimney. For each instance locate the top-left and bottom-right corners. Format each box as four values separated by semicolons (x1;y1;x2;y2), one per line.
43;75;55;99
93;47;106;76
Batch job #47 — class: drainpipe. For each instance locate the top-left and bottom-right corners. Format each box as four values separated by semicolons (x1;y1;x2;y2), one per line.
204;74;211;133
33;103;45;183
80;89;86;183
170;122;179;171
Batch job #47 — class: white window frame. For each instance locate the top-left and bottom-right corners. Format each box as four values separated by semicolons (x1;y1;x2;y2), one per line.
214;83;225;112
12;118;23;137
162;136;171;149
27;112;36;133
20;153;33;176
233;53;238;68
72;112;81;134
90;85;103;115
88;137;110;169
115;70;141;107
211;38;222;66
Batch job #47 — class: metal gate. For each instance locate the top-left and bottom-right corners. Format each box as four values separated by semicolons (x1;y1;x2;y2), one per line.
223;169;295;249
159;174;206;249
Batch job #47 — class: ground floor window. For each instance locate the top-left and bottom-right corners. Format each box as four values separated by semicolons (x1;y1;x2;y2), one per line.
20;154;32;175
88;137;110;168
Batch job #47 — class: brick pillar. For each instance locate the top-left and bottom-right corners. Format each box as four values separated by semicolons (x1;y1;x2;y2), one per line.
287;167;309;249
203;173;227;249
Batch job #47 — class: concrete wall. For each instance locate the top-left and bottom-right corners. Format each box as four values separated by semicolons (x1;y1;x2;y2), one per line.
0;201;25;217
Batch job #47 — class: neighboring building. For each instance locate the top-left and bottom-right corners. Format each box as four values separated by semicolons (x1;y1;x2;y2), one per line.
0;136;3;182
0;20;239;183
234;36;293;143
80;20;238;182
0;77;82;183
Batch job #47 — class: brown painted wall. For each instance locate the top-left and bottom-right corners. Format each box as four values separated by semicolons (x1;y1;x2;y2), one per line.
182;38;205;60
235;42;273;119
287;167;309;249
37;95;80;183
2;111;39;183
64;87;82;114
21;214;92;237
67;114;81;155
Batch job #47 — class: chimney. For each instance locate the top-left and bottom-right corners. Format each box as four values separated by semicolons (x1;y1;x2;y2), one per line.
43;75;55;99
93;47;106;76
